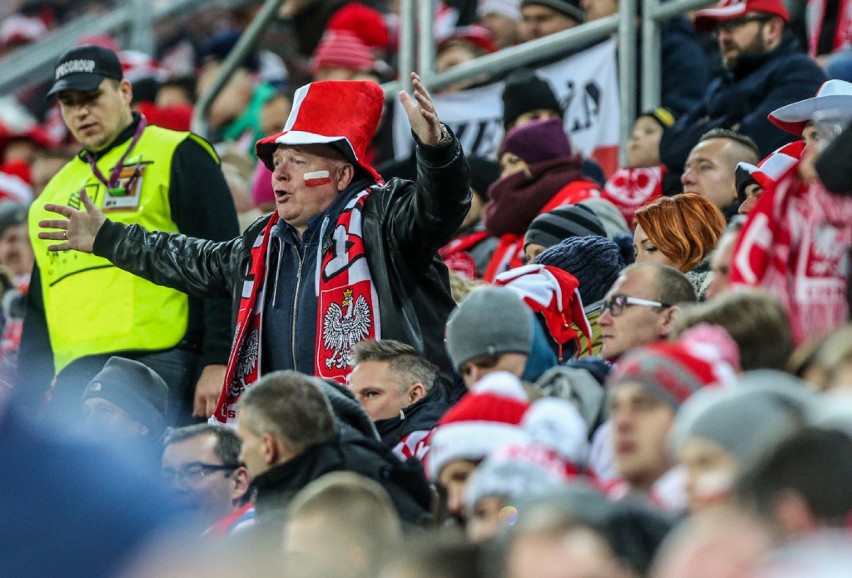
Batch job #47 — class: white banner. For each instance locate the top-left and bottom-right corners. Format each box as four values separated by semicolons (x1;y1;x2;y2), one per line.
393;38;620;169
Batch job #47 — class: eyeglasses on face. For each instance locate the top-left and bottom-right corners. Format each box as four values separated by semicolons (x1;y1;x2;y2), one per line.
601;294;671;317
161;462;240;483
715;15;772;34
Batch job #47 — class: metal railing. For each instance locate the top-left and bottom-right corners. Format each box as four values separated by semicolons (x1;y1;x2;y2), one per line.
0;0;253;97
1;0;716;159
191;0;287;138
642;0;716;110
386;0;714;163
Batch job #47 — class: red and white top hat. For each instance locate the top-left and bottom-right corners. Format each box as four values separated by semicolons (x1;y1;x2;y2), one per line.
693;0;789;33
255;80;384;182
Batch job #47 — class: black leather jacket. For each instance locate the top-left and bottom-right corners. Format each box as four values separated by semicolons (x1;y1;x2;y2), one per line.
92;131;470;379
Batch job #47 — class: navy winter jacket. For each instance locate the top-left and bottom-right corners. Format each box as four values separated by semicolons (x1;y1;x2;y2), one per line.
659;36;827;172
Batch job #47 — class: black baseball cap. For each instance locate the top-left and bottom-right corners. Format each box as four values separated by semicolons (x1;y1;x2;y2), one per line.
46;45;124;98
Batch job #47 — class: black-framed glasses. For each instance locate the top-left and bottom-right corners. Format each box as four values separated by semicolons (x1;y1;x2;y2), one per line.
601;295;671;317
716;15;772;34
161;462;240;483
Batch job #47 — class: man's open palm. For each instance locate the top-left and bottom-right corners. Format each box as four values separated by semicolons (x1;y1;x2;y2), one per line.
38;189;107;253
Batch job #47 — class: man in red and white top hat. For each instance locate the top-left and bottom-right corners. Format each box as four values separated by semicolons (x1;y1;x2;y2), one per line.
40;74;471;425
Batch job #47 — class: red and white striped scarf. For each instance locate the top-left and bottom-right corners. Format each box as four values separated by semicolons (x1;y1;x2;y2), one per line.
213;189;380;424
730;165;852;345
495;264;593;360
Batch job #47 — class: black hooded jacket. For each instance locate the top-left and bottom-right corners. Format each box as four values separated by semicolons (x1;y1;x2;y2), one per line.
251;432;433;526
373;386;449;456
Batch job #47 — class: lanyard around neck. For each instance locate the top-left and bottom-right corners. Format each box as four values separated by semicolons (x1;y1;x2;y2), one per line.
86;116;148;195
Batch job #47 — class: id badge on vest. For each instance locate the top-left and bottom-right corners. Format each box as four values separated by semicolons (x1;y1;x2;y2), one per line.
102;158;146;212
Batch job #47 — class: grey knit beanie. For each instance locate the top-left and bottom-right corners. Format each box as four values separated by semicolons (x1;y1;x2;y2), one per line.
578;198;630;239
0;202;26;237
671;371;813;463
524;204;606;250
533;235;629;304
82;357;169;435
465;450;568;512
533;365;605;432
446;286;534;370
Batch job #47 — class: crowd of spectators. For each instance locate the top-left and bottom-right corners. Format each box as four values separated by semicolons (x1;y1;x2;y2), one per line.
0;0;851;576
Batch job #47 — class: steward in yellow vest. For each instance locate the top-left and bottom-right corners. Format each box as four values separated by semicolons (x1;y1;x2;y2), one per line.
16;45;239;426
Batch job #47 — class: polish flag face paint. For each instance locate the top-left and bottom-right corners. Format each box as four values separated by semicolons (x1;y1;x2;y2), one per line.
304;170;331;187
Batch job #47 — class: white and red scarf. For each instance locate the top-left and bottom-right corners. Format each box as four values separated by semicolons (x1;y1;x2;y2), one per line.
601;166;664;227
495;264;593;360
213;189;380;424
730;165;852;346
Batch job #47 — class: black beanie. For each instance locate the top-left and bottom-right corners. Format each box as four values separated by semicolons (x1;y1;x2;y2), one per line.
525;204;607;249
534;235;631;304
467;156;502;201
637;107;676;131
520;0;586;25
502;68;562;129
82;356;168;435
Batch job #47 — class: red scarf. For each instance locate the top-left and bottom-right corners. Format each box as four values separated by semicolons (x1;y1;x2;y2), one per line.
482;181;601;282
439;229;492;279
213;190;379;424
730;165;852;345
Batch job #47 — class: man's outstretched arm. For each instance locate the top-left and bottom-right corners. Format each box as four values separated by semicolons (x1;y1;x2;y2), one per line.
38;190;243;300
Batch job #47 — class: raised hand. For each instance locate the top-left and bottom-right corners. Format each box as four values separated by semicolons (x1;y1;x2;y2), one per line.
38;189;107;253
399;72;443;146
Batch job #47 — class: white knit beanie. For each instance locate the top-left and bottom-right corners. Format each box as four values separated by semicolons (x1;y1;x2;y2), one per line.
426;372;530;480
477;0;522;21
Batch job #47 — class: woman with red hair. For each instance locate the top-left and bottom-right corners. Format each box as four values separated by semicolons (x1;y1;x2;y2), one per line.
633;193;725;299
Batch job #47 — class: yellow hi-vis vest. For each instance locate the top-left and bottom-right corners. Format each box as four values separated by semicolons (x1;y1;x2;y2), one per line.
30;125;218;374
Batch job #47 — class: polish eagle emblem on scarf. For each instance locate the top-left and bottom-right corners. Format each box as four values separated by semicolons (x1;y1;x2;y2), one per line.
322;288;372;369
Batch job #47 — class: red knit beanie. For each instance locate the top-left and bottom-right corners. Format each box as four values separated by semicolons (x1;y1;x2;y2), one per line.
310;31;375;75
608;324;740;409
326;3;390;49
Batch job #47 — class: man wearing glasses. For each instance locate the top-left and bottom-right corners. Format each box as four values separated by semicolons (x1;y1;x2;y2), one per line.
588;263;696;485
161;424;252;537
598;263;696;363
658;0;825;187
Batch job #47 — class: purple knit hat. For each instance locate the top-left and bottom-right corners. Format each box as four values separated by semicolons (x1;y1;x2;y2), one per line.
498;117;572;165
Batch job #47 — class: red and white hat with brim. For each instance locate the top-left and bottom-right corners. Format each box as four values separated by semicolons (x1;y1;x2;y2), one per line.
255;80;384;182
693;0;789;33
735;139;804;195
768;80;852;136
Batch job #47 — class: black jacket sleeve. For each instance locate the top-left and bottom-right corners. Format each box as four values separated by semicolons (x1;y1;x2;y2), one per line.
387;127;471;265
14;266;55;415
168;138;240;366
93;221;245;300
658;97;723;174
